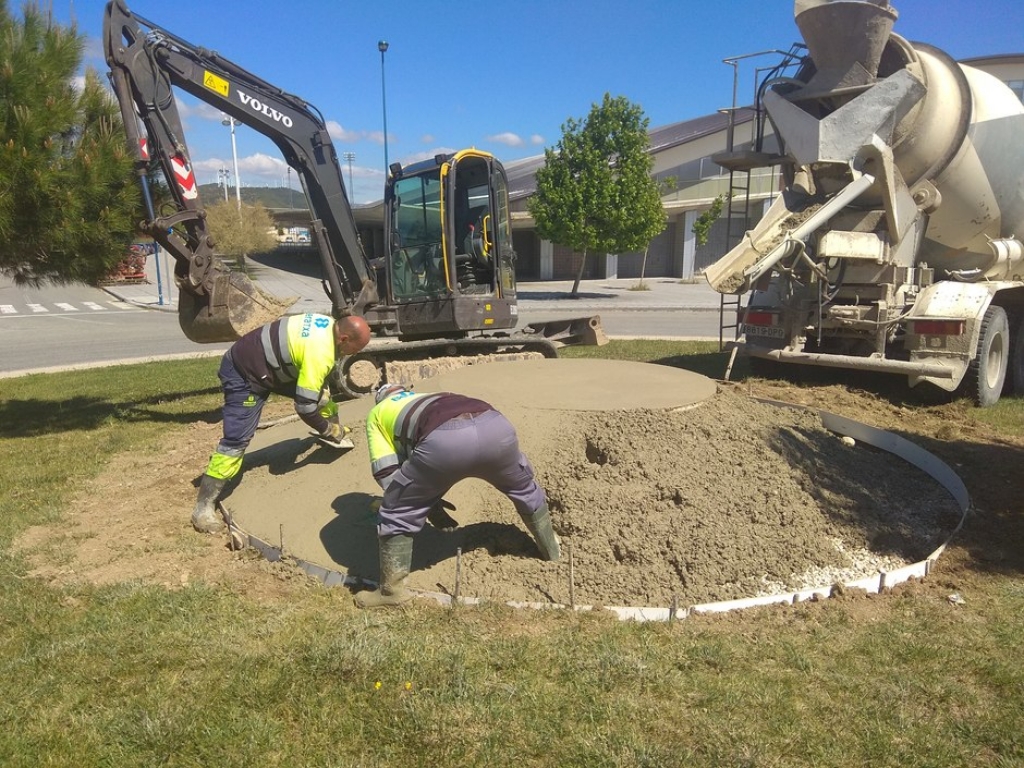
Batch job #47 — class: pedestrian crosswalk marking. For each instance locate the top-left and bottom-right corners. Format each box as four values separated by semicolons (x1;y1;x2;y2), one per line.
0;300;144;316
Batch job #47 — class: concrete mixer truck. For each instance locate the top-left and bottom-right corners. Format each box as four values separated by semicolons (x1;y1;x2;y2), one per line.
706;0;1024;406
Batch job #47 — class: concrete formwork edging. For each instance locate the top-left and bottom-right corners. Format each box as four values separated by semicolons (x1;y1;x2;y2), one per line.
231;401;970;622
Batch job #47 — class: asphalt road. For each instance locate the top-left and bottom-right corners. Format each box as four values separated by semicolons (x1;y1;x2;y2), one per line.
0;278;722;377
0;280;229;376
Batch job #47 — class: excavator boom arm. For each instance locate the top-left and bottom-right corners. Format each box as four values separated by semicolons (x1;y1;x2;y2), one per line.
103;0;376;340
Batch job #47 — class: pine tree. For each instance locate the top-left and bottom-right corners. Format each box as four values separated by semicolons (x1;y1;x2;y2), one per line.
0;1;139;285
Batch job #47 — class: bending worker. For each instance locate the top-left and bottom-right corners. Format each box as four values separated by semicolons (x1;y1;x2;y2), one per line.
192;312;371;534
355;383;560;609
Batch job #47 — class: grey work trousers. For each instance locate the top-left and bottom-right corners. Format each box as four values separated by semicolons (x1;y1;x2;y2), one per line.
378;409;546;536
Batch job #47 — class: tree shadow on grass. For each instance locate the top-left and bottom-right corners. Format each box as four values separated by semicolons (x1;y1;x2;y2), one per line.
652;351;732;379
0;386;222;438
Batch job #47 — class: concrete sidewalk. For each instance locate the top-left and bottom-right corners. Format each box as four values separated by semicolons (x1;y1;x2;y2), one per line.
104;250;724;314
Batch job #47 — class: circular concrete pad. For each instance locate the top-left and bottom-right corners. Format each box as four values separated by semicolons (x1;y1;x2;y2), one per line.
222;358;717;591
409;358;717;411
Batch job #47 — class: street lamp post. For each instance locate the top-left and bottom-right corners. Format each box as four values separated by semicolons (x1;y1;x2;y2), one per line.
221;115;242;209
343;151;355;196
378;40;389;175
286;166;293;208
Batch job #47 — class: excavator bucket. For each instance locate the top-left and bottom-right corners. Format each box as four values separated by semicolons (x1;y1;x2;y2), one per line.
178;271;297;343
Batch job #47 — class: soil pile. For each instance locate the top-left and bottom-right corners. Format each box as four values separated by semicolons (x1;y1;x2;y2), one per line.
529;393;959;606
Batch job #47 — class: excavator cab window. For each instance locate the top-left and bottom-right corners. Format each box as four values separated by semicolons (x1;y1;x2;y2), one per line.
449;155;501;295
389;174;445;300
491;169;516;296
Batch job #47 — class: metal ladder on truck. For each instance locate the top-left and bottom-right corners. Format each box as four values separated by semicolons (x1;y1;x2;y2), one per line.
711;46;805;379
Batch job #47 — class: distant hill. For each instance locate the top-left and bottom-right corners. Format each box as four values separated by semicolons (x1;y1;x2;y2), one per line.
196;184;304;209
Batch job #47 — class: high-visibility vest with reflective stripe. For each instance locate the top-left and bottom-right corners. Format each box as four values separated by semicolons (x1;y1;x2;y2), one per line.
261;313;337;408
366;391;443;484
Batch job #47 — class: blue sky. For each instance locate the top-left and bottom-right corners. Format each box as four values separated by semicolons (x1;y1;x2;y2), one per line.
53;0;1024;203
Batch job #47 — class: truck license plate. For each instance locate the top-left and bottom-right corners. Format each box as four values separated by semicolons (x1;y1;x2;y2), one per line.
743;324;786;339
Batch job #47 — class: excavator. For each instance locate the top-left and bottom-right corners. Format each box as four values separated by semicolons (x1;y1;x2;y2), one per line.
103;0;604;397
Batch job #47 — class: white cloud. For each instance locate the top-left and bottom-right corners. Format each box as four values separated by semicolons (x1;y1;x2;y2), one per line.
420;134;435;144
326;120;362;143
178;101;228;123
191;153;287;186
239;152;287;176
192;157;231;174
486;132;524;147
530;134;546;145
399;148;458;165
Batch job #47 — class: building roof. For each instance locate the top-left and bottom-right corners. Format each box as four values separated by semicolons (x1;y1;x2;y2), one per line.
505;108;756;201
959;52;1024;66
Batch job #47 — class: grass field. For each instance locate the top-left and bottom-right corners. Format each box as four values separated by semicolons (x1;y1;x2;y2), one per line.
1;343;1022;767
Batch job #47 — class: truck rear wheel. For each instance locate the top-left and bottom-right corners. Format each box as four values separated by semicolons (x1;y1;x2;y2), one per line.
963;305;1008;407
1011;314;1024;396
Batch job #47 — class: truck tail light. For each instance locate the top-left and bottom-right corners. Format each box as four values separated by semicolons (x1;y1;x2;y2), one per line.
744;311;777;326
910;319;965;336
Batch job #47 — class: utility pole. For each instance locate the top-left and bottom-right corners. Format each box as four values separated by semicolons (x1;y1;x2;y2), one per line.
218;167;230;201
222;115;242;209
343;151;356;197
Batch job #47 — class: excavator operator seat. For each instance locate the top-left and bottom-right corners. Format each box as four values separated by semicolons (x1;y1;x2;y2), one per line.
462;205;490;263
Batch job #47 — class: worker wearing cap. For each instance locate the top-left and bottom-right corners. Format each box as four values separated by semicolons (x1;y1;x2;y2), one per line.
191;312;372;534
355;383;560;609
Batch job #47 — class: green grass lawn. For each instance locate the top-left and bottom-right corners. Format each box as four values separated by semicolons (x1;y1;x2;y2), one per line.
1;345;1022;767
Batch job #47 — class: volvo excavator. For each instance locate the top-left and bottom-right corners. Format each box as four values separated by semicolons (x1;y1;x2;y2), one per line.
104;0;604;397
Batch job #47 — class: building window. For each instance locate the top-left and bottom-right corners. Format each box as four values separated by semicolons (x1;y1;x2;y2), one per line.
1007;79;1024;102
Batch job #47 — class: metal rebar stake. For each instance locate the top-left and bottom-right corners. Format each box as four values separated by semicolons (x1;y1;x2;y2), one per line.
453;547;462;607
568;540;575;609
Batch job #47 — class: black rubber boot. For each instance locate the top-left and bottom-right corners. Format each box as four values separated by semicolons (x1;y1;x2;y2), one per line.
354;534;415;608
191;474;227;533
520;504;561;561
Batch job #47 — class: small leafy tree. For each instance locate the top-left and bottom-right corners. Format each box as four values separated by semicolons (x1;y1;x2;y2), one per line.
692;194;726;247
634;175;677;289
0;1;139;285
204;200;277;268
529;93;665;295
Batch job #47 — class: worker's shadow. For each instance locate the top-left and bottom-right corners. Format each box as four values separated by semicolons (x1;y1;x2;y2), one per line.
243;437;354;476
320;492;538;583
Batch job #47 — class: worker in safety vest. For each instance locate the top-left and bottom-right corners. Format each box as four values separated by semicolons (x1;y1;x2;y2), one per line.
355;382;560;609
191;312;371;534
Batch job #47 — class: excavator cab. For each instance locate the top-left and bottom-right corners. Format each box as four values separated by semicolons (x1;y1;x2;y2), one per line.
384;150;518;338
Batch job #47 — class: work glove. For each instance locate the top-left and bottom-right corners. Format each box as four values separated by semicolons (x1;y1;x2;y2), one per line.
319;398;339;420
426;499;459;532
316;422;351;448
